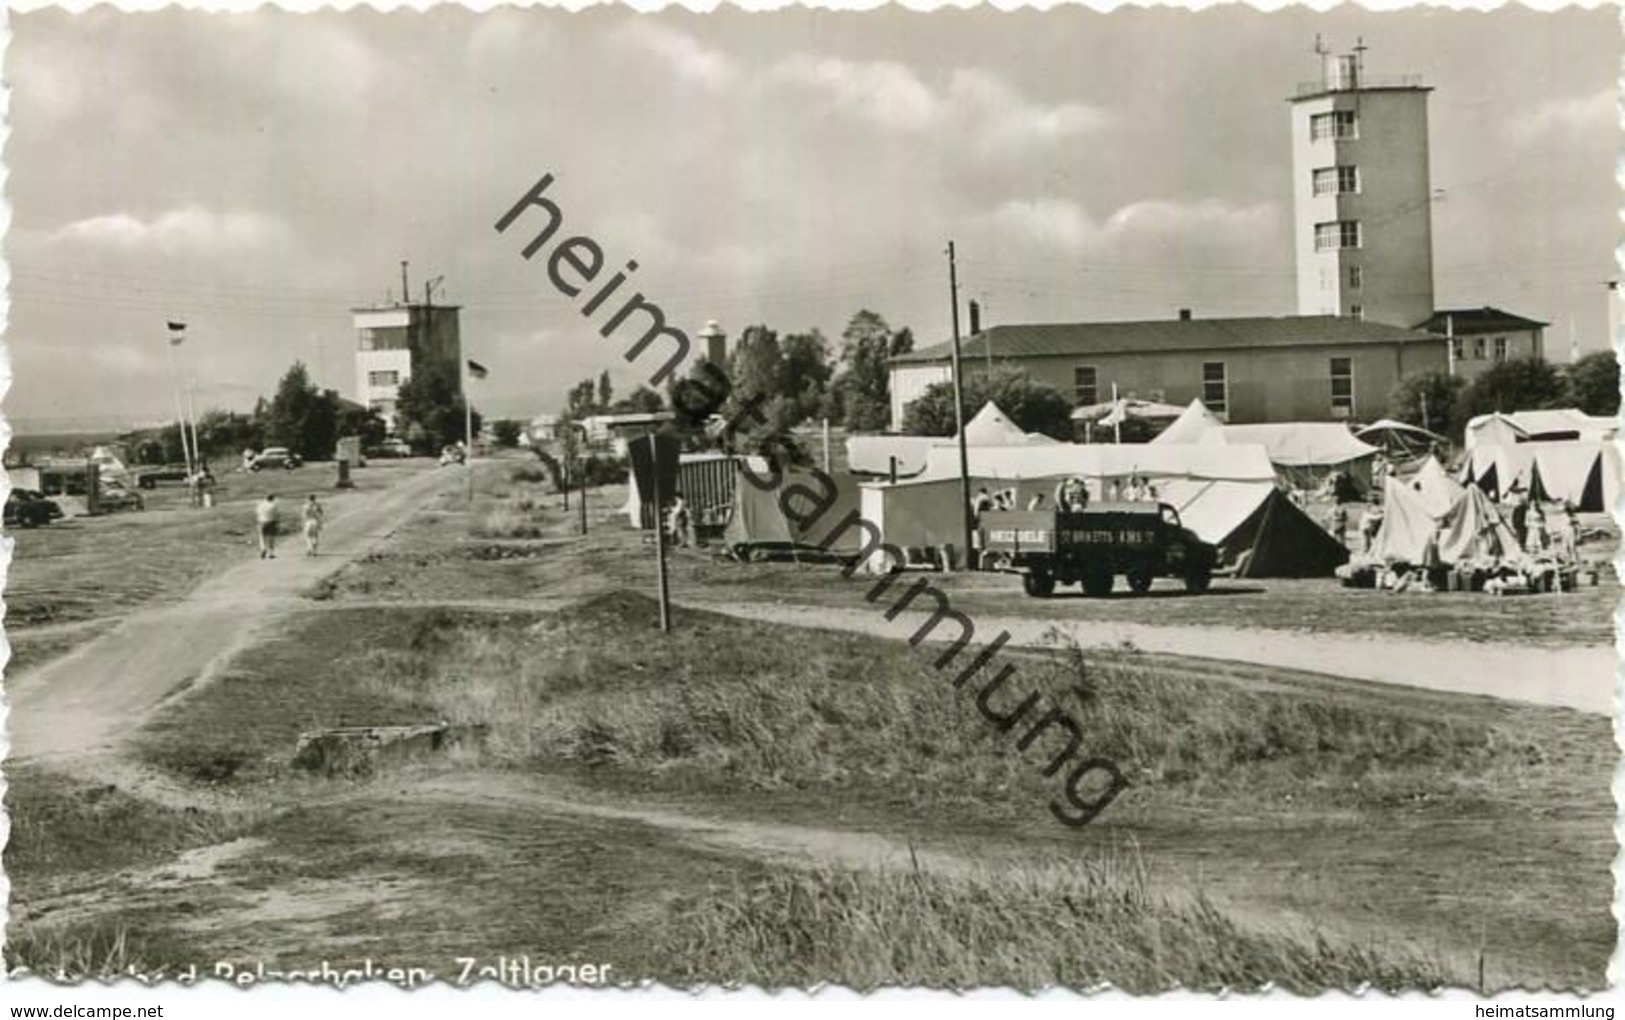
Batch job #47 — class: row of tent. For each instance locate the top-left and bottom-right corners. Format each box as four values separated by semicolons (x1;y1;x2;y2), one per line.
848;399;1386;498
1367;465;1526;568
625;450;1349;578
1458;440;1620;512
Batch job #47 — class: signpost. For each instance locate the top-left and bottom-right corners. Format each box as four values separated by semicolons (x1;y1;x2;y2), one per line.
628;432;681;633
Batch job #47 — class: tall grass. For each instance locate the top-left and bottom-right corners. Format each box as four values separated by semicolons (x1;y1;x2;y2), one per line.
348;591;1548;814
658;853;1449;991
6;923;186;983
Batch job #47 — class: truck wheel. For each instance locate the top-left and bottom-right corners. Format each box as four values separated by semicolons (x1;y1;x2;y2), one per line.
1023;570;1056;598
1082;564;1114;597
1127;568;1154;595
1184;564;1213;594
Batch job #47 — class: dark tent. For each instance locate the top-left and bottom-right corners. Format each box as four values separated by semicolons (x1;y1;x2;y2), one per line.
724;466;864;558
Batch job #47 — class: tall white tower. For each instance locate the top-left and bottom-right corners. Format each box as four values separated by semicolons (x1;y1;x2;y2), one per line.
1289;40;1435;329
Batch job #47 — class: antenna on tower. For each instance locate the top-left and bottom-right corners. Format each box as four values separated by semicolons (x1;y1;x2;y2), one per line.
1313;33;1329;56
1353;36;1368;73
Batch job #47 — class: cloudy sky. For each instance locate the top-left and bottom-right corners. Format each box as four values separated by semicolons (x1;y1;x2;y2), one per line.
5;5;1617;429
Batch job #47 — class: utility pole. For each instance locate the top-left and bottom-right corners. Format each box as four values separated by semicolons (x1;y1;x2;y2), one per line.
947;241;974;571
400;261;410;307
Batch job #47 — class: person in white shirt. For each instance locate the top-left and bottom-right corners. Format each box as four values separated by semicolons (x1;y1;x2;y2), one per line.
254;494;280;559
301;495;326;556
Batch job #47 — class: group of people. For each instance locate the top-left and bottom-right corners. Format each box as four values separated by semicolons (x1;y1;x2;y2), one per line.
970;475;1167;520
186;466;217;508
252;493;326;559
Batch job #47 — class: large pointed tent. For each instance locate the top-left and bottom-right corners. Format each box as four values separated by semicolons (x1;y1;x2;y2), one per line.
1367;476;1444;565
1150;399;1227;446
846;401;1055;477
1157;479;1348;577
1406;456;1463;519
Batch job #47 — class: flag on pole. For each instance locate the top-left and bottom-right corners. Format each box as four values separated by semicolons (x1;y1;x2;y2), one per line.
466;359;488;380
168;321;186;346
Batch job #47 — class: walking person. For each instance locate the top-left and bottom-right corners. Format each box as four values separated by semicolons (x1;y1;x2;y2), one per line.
255;493;281;559
301;494;326;556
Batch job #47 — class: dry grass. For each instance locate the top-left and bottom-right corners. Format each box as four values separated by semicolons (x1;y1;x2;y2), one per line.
343;592;1558;816
661;854;1450;992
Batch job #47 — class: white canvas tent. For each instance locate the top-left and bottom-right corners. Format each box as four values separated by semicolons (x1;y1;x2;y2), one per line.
1406;456;1464;519
1464;408;1616;450
1151;399;1228;446
1156;478;1349;577
914;440;1276;485
846;401;1057;477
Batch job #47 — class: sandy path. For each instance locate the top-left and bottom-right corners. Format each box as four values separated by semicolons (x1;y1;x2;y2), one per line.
5;467;460;761
683;597;1615;716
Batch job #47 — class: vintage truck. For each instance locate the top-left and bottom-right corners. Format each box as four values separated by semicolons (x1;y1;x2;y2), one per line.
978;501;1218;597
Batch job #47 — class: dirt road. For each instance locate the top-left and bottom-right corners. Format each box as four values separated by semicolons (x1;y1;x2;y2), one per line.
5;465;460;761
686;597;1615;716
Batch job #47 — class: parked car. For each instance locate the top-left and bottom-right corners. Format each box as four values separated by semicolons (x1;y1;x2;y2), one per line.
5;489;60;528
367;438;413;459
98;479;145;513
136;464;192;489
249;447;303;472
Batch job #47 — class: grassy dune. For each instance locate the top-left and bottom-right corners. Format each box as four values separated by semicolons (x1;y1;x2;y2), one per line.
663;860;1445;992
338;591;1556;817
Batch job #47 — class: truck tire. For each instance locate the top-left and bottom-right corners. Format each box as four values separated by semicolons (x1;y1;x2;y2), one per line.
1127;566;1155;595
1023;569;1056;598
1082;563;1114;597
1184;563;1213;594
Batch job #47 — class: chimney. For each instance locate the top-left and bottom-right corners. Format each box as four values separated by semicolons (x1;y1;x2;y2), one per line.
1178;308;1193;321
968;300;982;334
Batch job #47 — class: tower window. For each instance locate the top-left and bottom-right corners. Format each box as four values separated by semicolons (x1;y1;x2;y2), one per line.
1310;110;1358;142
1350;304;1364;321
1348;265;1363;289
1312;166;1361;196
367;370;401;387
1314;220;1361;252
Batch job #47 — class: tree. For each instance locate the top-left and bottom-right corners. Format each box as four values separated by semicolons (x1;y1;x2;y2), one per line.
902;366;1073;440
335;401;387;449
565;378;599;420
1564;350;1620;417
779;329;834;423
612;386;666;414
1387;371;1467;437
833;310;905;433
1457;357;1568;428
491;419;525;447
395;362;481;452
597;370;614;411
264;362;318;453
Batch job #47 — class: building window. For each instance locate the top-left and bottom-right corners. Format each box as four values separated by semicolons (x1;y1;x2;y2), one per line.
367;370;400;387
1350;304;1364;321
1348;265;1363;290
1314;220;1361;252
1073;366;1098;405
1310;110;1358;142
1450;338;1463;362
359;327;409;352
370;399;396;418
1202;361;1228;416
1312;166;1360;196
1330;357;1354;417
1493;336;1508;362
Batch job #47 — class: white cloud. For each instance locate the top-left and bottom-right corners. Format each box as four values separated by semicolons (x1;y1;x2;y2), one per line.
770;55;941;132
985;197;1277;254
948;69;1114;149
616;21;736;91
1506;88;1616;143
769;57;1111;151
50;207;292;255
